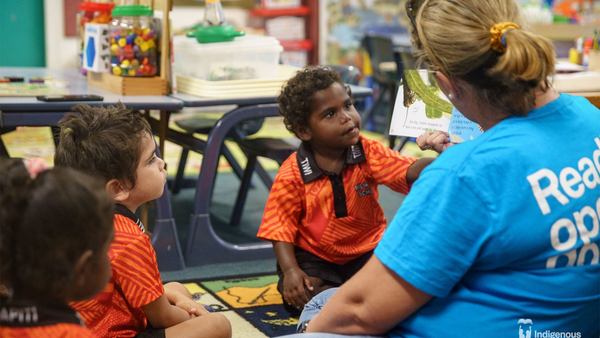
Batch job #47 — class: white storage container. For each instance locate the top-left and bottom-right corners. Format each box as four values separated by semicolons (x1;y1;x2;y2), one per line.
173;35;283;81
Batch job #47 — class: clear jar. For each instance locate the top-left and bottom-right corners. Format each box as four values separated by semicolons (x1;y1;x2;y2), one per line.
76;1;114;75
109;5;158;77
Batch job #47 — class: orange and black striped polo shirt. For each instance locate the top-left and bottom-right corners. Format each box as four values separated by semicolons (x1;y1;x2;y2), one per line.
0;301;94;338
70;204;164;338
258;135;417;264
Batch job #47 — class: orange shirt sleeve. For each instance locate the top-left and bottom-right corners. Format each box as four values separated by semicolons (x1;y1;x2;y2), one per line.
112;234;164;308
363;138;417;195
257;156;304;243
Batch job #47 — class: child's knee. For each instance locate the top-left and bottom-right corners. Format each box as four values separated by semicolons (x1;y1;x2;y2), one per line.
203;313;232;338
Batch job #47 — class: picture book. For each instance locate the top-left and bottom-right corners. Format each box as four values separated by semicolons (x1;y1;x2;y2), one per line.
389;69;483;143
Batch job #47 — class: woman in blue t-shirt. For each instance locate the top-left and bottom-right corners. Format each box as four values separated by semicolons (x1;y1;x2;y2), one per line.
279;0;600;337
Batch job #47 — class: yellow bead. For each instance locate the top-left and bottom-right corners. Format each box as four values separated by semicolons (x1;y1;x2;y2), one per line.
128;69;136;76
143;28;150;35
118;38;127;47
140;42;149;52
111;44;118;52
134;36;144;45
120;59;130;67
112;67;122;76
146;39;155;49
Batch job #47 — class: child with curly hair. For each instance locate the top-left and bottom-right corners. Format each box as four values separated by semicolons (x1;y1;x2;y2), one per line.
257;67;435;314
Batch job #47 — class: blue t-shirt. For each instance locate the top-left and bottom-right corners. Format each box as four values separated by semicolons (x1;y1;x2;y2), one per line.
375;94;600;338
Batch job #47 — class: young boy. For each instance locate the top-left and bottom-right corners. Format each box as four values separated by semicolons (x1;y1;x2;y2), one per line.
54;104;231;338
257;67;434;314
0;158;114;338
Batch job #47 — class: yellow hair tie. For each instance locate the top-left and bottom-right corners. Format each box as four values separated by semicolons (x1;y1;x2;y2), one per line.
490;22;520;53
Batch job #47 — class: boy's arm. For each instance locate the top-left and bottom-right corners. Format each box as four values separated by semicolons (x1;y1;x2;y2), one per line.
405;157;435;185
142;293;195;328
273;241;313;310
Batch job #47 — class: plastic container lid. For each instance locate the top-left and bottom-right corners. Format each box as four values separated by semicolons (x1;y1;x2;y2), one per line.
112;5;154;17
186;25;245;43
79;1;114;12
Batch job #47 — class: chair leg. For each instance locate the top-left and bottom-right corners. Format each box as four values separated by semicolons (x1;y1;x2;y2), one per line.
172;148;189;194
360;83;388;127
221;144;246;182
253;159;274;190
230;155;258;226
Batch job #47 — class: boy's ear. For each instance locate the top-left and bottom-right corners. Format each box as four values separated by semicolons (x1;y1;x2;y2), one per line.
105;179;129;203
295;125;312;142
72;249;94;289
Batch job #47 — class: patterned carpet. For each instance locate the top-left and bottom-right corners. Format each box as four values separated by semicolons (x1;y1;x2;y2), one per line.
183;273;297;338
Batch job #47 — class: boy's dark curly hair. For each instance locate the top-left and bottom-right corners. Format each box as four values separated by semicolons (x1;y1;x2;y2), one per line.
278;67;352;136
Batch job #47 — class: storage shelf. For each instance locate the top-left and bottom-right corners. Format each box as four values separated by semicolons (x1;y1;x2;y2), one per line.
279;39;313;51
250;6;310;17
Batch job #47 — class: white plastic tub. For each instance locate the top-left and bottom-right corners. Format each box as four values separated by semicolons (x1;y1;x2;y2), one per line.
173;34;283;81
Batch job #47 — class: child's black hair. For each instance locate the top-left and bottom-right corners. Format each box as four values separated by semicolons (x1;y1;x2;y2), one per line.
278;66;352;137
54;103;152;189
0;158;114;300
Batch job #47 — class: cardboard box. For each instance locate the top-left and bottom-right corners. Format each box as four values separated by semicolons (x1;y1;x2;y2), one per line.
83;23;111;73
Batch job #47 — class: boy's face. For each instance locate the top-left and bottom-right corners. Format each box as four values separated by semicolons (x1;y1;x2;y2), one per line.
298;82;361;150
126;132;167;207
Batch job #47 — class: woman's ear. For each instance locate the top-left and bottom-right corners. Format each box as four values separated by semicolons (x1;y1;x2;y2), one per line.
105;179;129;203
434;71;458;100
295;125;312;142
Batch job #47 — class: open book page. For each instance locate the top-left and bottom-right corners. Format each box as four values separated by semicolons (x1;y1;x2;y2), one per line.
389;69;482;143
389;69;451;138
447;108;483;142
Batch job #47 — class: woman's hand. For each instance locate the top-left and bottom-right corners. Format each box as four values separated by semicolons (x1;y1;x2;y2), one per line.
282;266;313;310
416;131;454;154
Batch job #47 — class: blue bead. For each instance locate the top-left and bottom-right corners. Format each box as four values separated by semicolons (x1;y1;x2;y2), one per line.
114;34;121;41
126;35;134;45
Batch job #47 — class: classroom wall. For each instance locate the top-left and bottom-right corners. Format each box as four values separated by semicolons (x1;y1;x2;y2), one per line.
0;0;46;67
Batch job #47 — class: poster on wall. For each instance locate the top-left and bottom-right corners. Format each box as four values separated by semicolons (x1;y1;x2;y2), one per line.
320;0;410;69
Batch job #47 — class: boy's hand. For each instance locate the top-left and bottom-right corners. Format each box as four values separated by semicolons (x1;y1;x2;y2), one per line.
174;297;210;317
282;267;313;310
416;131;454;153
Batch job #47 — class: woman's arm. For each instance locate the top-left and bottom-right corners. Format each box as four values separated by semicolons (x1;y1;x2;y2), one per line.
306;255;432;335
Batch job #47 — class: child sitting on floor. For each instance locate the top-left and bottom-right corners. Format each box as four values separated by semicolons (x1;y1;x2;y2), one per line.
0;158;114;338
257;67;435;314
54;104;232;338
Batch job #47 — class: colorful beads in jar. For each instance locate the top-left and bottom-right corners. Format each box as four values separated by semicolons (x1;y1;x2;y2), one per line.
109;5;158;77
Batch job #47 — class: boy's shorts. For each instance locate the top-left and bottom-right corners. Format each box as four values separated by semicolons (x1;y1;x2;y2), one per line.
276;246;374;296
135;323;166;338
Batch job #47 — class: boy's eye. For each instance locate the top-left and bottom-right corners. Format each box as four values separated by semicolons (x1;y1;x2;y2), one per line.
149;156;156;164
325;111;335;117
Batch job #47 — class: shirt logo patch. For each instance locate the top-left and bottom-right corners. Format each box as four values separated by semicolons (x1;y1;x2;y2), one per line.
351;145;362;159
301;157;313;176
355;182;372;197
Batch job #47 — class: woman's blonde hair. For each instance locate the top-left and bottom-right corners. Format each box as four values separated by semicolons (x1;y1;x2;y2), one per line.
412;0;555;116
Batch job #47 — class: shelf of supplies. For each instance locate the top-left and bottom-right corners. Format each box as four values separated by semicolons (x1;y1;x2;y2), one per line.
279;39;313;51
531;23;598;40
250;6;310;17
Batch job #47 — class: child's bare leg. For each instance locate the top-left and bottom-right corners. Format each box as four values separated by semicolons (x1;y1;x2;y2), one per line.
165;312;231;338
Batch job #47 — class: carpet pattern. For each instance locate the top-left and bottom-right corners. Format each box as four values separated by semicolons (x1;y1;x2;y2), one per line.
183;274;297;338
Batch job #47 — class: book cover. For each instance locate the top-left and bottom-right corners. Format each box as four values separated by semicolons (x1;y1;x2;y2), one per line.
389;69;482;142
